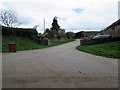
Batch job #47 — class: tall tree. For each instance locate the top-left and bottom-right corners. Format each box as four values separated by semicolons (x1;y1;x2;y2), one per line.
51;16;60;31
50;16;61;38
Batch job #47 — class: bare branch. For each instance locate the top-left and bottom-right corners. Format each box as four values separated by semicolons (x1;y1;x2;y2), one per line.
0;9;21;27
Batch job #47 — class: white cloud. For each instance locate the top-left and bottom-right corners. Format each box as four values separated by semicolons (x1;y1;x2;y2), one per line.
0;0;119;33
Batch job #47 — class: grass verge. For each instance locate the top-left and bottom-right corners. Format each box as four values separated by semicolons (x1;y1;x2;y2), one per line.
76;41;120;59
2;36;74;52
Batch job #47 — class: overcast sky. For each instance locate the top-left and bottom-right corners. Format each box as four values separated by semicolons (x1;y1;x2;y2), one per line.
0;0;119;33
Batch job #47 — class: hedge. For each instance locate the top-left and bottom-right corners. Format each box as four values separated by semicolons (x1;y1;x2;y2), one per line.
2;26;38;38
80;37;120;45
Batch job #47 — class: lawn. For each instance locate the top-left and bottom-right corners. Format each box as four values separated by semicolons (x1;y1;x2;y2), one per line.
76;41;120;59
2;36;74;52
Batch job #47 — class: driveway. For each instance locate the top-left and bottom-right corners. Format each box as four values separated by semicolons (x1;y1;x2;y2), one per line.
2;39;118;88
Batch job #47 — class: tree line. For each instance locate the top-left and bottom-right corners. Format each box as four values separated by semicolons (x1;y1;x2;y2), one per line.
0;9;75;40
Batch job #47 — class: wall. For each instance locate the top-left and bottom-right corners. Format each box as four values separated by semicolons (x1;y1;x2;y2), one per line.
100;20;120;38
82;31;100;38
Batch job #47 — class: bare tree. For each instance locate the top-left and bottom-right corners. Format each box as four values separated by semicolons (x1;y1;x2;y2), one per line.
0;9;20;27
33;25;39;29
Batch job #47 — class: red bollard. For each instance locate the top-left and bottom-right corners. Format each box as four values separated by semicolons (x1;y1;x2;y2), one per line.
9;42;16;52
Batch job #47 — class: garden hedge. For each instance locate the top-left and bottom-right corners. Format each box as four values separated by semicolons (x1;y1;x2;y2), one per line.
2;26;38;38
80;37;120;45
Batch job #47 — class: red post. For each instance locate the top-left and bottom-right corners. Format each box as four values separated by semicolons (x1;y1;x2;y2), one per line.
9;42;16;52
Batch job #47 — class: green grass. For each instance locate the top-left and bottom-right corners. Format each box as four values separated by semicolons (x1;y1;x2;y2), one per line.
2;36;74;52
76;41;120;59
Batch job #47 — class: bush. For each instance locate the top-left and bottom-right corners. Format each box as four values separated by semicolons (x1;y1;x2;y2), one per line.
80;37;120;45
33;38;44;44
2;26;38;38
66;32;75;39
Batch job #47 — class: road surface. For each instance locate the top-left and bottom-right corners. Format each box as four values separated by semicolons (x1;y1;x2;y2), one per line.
2;39;118;88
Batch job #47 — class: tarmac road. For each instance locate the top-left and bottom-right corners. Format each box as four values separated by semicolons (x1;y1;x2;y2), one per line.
2;39;118;88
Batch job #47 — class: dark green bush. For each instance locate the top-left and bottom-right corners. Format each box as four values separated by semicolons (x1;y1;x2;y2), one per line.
2;26;38;38
80;37;120;45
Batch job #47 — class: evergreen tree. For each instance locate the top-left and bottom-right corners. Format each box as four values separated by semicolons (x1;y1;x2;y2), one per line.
51;16;60;31
50;16;66;39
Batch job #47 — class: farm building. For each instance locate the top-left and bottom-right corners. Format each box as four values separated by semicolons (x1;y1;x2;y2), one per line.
82;31;100;38
101;19;120;38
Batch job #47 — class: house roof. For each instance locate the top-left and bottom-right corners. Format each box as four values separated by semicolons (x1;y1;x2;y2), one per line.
105;19;120;30
83;31;100;34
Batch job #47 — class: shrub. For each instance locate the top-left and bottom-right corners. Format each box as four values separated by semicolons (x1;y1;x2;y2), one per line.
66;32;75;39
2;26;38;38
80;37;120;45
